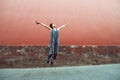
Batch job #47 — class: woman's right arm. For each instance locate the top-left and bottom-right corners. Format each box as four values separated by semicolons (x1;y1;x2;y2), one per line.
36;21;51;30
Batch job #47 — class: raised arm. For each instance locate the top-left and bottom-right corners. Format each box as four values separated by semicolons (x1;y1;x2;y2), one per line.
36;21;51;30
57;23;68;30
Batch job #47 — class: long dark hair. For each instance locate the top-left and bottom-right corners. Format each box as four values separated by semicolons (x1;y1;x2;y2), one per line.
50;23;54;29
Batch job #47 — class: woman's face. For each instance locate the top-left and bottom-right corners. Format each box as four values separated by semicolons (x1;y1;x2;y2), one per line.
52;24;56;28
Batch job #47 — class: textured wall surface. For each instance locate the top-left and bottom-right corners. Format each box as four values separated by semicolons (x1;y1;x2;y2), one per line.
0;45;120;68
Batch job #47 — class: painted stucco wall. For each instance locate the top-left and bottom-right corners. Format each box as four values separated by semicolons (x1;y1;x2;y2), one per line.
0;0;120;45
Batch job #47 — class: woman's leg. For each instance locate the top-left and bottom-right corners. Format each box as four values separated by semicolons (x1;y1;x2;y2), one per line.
53;30;59;60
46;41;54;63
46;54;52;63
53;41;59;60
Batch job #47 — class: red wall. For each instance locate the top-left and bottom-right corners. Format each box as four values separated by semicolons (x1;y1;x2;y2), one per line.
0;0;120;45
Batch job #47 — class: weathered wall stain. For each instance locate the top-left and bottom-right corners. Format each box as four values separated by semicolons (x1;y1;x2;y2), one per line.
0;45;120;68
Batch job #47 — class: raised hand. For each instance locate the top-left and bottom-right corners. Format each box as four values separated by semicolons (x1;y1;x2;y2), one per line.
36;21;40;24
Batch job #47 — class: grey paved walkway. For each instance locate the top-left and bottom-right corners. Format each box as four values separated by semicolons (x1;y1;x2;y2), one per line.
0;64;120;80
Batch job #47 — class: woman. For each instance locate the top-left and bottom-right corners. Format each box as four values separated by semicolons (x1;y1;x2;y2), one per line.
36;21;68;64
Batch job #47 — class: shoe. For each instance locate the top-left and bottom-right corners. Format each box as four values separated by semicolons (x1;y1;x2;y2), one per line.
51;61;53;65
46;60;49;64
50;58;54;65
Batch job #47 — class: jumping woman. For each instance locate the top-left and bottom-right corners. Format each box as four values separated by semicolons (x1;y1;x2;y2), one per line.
36;21;68;64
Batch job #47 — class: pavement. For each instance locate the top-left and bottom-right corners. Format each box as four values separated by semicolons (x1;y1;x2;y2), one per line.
0;64;120;80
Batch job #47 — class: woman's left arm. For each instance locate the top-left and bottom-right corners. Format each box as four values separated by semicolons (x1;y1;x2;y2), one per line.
57;24;68;30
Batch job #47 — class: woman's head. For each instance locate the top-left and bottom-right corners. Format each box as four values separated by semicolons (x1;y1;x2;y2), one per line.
50;23;55;29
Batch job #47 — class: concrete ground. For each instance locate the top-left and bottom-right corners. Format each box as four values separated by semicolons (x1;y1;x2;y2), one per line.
0;64;120;80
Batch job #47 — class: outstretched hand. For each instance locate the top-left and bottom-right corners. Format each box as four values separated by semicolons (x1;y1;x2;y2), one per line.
65;23;69;26
36;21;40;24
